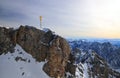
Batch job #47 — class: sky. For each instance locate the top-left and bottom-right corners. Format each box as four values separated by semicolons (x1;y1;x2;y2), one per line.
0;0;120;39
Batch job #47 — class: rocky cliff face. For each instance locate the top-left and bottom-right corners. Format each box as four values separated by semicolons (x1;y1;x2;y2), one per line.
1;25;120;78
0;27;15;55
66;48;120;78
0;25;70;78
68;40;120;69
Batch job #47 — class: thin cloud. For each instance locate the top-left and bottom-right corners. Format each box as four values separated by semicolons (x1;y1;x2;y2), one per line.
0;0;120;38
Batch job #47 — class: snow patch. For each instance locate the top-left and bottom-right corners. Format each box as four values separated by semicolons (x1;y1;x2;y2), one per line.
83;63;89;78
42;28;51;33
75;67;83;78
0;44;49;78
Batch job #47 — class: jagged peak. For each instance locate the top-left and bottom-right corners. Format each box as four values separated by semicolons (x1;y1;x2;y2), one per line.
0;25;71;78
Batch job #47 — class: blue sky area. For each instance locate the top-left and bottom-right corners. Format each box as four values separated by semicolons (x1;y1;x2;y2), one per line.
0;0;120;38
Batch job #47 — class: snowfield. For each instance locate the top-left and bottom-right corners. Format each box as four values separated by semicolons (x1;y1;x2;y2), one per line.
0;44;49;78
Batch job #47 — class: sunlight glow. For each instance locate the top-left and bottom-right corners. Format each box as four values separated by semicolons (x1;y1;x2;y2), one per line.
0;0;120;38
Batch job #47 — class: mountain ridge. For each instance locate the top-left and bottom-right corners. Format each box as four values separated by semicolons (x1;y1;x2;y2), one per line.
0;25;70;78
0;25;120;78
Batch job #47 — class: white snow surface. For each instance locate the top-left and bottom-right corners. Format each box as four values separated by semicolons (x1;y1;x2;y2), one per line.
75;66;82;78
0;44;49;78
42;28;51;32
83;63;89;78
75;63;89;78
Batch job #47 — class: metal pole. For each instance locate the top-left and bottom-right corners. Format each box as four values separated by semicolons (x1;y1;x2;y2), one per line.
40;16;42;28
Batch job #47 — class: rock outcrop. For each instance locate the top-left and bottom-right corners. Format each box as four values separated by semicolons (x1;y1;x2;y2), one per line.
0;25;71;78
68;47;120;78
69;39;120;69
0;27;15;55
1;25;120;78
43;36;70;77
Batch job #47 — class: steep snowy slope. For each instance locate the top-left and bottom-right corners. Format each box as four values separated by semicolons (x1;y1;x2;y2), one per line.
0;44;49;78
74;50;120;78
75;63;89;78
68;39;120;69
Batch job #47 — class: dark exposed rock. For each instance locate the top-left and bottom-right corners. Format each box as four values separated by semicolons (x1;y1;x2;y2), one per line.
65;62;76;76
16;26;47;61
65;52;77;77
0;25;71;78
15;56;27;62
0;27;15;55
86;51;120;78
69;40;120;69
22;72;25;76
43;36;70;78
71;48;120;78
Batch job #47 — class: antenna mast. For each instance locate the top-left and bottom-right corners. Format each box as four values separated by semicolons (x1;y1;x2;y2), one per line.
40;16;42;28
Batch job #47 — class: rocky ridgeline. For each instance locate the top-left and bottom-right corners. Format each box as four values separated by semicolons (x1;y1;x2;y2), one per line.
1;25;120;78
69;40;120;69
0;25;71;78
55;45;120;78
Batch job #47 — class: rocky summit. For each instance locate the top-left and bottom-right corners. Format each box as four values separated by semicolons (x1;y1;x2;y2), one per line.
0;25;70;78
0;25;120;78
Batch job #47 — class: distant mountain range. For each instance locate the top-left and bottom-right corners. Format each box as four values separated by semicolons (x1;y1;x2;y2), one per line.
68;38;120;46
68;39;120;69
67;39;120;77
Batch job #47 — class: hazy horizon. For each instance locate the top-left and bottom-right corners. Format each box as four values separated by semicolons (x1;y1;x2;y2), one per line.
0;0;120;38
